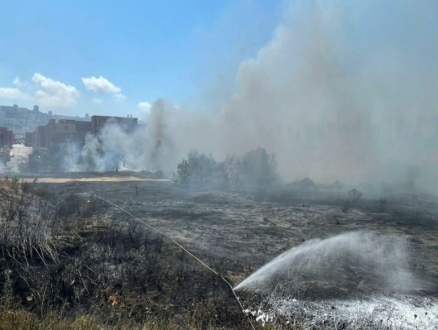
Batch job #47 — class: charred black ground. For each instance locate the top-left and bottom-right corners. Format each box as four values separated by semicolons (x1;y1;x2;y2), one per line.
0;174;437;329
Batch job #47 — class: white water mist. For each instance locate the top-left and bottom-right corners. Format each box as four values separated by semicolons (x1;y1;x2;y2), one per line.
235;231;419;296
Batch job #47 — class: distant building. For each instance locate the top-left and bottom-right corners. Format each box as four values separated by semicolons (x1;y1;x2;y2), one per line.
0;127;14;149
25;114;138;150
76;121;92;145
25;132;35;147
50;119;77;146
0;104;90;133
35;126;47;148
91;115;138;135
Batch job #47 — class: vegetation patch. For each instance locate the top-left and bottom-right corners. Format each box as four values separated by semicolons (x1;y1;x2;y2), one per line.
174;147;279;195
0;182;257;329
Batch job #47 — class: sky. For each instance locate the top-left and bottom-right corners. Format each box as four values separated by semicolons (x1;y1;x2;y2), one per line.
1;0;437;190
0;0;280;117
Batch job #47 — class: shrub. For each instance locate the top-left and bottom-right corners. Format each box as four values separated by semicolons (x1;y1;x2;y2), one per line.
339;189;363;213
33;184;54;198
22;149;46;172
21;181;32;194
174;147;278;193
174;150;224;185
10;177;19;192
222;155;242;188
348;188;362;202
239;147;278;193
22;145;79;173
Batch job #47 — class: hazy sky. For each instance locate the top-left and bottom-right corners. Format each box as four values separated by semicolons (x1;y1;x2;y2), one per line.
0;0;280;117
2;0;437;189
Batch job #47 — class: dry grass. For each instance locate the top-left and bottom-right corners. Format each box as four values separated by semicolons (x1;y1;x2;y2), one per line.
0;307;263;330
0;307;186;330
0;179;309;329
0;185;257;329
0;176;54;198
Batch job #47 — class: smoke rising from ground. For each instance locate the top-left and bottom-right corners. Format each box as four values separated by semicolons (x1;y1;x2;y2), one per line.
211;0;438;190
79;103;177;173
78;1;438;193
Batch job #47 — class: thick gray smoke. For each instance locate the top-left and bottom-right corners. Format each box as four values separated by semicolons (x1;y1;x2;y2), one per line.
73;99;213;173
81;0;438;193
211;0;438;191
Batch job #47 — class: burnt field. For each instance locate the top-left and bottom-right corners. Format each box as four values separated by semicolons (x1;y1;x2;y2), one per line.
1;176;438;329
75;179;438;287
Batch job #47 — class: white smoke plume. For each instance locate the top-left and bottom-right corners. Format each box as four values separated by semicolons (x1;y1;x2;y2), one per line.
77;100;179;173
80;0;438;193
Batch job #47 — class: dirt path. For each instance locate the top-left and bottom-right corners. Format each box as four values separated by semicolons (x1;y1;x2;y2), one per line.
16;176;170;183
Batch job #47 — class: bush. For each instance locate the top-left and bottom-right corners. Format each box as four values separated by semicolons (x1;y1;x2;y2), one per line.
239;147;278;193
22;149;47;172
348;188;362;202
22;145;79;173
222;155;242;188
174;147;278;193
341;188;363;212
174;150;224;185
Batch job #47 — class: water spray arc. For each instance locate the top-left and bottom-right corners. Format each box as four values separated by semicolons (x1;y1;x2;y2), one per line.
234;231;417;295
